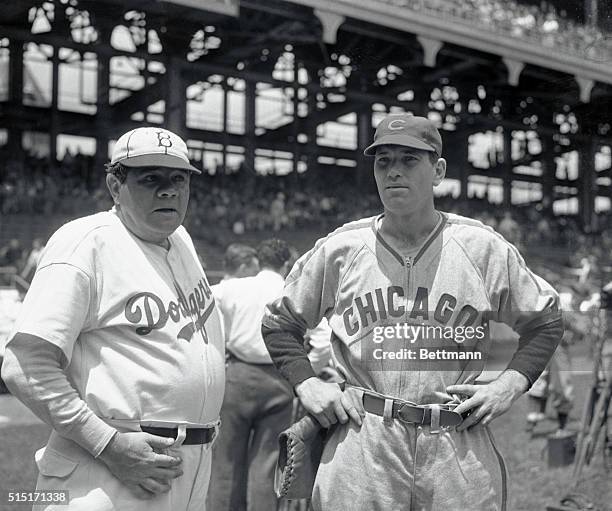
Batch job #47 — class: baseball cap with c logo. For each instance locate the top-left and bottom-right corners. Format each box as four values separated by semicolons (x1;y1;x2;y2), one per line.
364;113;442;157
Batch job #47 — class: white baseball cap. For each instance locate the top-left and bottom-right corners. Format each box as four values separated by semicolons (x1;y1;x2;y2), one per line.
110;127;201;174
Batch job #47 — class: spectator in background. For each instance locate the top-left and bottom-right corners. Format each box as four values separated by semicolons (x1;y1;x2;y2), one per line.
0;239;25;285
0;239;24;268
536;215;552;244
498;210;521;246
18;238;45;295
573;256;595;286
270;192;287;232
21;238;45;282
208;239;296;511
526;283;577;433
221;243;260;280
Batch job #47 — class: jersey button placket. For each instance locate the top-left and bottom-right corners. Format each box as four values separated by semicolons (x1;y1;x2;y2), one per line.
166;250;195;339
401;256;412;394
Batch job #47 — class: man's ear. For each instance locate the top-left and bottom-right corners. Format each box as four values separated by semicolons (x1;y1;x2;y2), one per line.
106;173;121;204
433;158;447;186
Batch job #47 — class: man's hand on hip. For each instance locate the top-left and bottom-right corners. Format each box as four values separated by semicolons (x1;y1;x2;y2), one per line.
295;377;365;428
447;370;530;432
98;431;184;499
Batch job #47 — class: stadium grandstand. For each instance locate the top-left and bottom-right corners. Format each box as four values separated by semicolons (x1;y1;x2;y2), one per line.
0;4;609;279
1;0;610;330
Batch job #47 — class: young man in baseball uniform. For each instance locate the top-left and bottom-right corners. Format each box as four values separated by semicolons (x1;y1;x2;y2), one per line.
1;127;225;511
262;113;563;510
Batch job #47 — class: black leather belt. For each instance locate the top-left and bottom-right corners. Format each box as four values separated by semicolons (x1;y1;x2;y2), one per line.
362;393;463;428
140;426;216;445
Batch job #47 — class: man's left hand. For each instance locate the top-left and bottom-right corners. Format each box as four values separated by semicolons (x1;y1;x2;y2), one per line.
447;370;530;432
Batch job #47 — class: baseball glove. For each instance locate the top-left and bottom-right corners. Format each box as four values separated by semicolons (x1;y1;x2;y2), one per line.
274;414;327;500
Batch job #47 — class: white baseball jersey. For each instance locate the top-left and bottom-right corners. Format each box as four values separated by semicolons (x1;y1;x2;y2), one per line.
212;269;285;364
263;211;563;510
11;209;225;427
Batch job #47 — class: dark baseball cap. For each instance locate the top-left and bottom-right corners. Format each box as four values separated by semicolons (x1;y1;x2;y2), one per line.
364;113;442;156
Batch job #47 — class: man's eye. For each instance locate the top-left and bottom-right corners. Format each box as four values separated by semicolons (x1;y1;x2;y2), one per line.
376;158;389;165
143;175;158;183
173;174;186;183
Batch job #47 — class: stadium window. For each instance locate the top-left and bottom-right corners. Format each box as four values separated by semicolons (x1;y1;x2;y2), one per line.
467;176;503;204
595;197;611;213
187;83;224;132
56;135;96;159
23;43;52;108
553;198;579;216
434;179;460;199
511;182;542;205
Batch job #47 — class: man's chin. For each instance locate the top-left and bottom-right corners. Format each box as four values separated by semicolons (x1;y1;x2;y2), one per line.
381;198;418;213
150;217;184;236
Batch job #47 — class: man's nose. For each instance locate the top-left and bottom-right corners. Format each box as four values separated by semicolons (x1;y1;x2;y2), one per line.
387;165;403;178
158;182;179;197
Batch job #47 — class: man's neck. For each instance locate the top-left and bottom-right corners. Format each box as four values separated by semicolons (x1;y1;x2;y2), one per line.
380;206;440;247
114;208;170;250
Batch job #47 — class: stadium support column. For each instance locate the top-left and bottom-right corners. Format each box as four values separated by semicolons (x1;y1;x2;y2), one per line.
222;78;229;174
95;42;111;175
541;136;556;215
304;73;317;174
166;55;186;134
50;46;60;170
7;40;23;159
578;140;597;232
244;80;256;175
357;105;372;188
455;84;472;201
585;0;599;26
502;127;513;207
457;128;469;200
292;63;300;179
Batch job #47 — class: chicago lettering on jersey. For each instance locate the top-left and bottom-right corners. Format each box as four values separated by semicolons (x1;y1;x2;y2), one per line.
343;286;479;336
124;278;215;342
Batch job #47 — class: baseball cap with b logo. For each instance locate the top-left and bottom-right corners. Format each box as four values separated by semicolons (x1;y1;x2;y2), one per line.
110;127;201;174
364;114;442;157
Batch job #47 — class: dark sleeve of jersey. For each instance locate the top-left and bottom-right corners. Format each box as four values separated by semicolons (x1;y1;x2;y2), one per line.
262;325;316;388
505;311;564;385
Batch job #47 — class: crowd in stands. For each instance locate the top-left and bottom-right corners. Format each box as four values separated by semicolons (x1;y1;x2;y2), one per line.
0;151;105;216
384;0;609;60
183;172;382;245
1;151;610;275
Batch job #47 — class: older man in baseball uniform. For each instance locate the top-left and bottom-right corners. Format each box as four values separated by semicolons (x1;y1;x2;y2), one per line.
263;113;564;510
1;127;225;511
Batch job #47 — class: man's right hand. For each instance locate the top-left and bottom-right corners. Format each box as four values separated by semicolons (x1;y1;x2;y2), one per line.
295;377;364;428
98;431;184;499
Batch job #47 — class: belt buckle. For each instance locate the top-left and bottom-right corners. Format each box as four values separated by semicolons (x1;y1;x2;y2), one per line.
396;403;420;424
